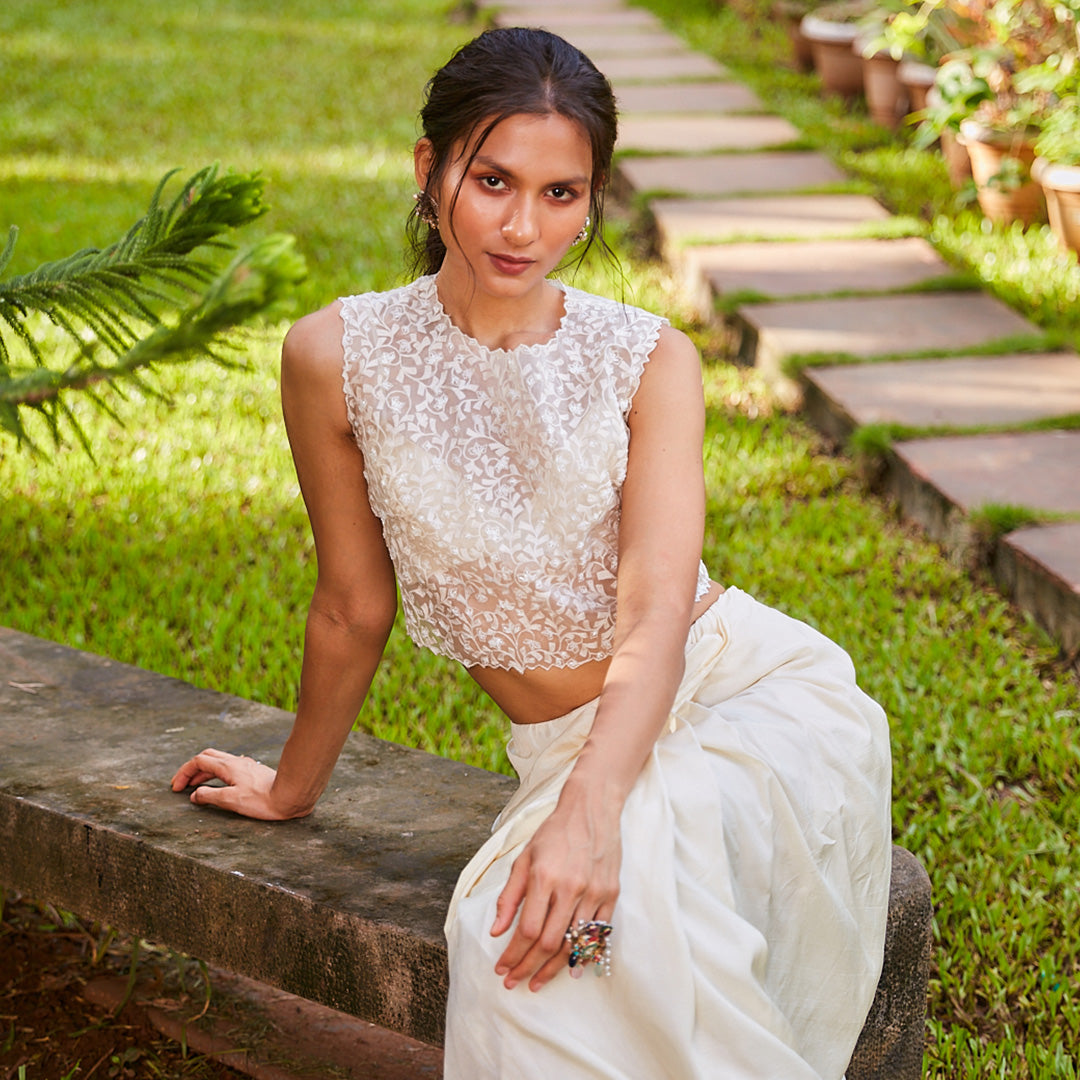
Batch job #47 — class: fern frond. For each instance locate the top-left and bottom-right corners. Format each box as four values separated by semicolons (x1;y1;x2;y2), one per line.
0;165;271;370
1;232;306;449
0;163;304;450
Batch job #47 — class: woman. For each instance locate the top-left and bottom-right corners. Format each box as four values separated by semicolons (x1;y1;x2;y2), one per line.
172;27;892;1079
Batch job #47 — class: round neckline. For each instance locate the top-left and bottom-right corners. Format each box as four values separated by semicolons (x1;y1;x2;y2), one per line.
426;275;572;357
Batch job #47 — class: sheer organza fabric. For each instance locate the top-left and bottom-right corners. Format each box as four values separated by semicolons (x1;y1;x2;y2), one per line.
445;588;892;1080
339;276;709;672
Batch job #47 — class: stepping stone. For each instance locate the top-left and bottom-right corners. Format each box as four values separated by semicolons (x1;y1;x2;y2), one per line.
616;82;764;114
616;151;843;197
489;0;625;9
735;292;1039;376
619;115;800;155
688;237;951;307
652;195;890;255
888;430;1080;654
506;9;663;31
602;53;730;82
560;30;690;56
999;523;1080;655
895;429;1080;516
803;352;1080;442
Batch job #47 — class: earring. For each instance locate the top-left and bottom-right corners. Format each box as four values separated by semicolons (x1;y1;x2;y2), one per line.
413;190;439;230
573;216;591;246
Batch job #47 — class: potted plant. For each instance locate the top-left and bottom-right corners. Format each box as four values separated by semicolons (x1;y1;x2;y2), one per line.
862;0;966;113
954;50;1049;226
930;1;1076;223
775;0;818;72
800;0;877;97
855;17;909;128
1032;90;1080;252
914;52;991;187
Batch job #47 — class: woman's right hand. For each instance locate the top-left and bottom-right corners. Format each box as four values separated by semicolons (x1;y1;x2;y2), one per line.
170;748;309;821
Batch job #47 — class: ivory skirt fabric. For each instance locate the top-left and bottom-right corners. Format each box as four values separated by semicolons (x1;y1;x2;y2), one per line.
444;587;892;1079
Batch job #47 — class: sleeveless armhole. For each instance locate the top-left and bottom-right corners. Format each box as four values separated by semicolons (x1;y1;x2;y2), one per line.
338;293;370;449
610;305;668;420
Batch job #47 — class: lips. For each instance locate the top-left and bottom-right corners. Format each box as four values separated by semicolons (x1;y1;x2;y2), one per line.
488;253;535;276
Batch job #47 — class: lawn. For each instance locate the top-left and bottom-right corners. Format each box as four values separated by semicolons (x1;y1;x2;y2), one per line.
1;0;1079;1077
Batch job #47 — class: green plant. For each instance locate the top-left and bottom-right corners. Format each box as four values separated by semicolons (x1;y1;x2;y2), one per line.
1034;93;1080;164
806;0;878;23
0;165;306;451
862;0;966;63
914;0;1078;142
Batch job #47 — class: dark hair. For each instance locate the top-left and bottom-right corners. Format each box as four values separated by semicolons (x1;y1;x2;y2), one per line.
407;27;618;278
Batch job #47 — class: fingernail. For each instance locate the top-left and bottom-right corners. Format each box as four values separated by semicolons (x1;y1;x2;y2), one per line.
494;965;507;976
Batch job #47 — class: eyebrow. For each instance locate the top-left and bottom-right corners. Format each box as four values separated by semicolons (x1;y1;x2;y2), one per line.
471;154;589;188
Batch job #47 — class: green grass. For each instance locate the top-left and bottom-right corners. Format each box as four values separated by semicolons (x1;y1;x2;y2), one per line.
2;2;1080;1078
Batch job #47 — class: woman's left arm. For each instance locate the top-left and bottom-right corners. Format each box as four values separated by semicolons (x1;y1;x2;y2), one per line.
492;325;707;989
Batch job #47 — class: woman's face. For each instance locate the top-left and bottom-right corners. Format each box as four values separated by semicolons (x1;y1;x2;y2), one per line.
415;111;594;300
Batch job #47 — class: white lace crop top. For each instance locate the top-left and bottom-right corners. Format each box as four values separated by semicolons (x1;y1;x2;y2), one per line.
339;275;711;671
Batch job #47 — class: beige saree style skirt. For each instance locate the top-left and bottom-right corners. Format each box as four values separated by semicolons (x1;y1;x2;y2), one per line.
444;587;892;1080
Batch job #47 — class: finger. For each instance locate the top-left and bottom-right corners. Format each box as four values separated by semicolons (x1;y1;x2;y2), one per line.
189;783;232;809
491;853;531;938
500;890;579;988
170;749;232;790
529;945;572;992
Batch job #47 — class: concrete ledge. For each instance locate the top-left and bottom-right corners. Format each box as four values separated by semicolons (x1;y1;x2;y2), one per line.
0;628;930;1071
0;627;513;1046
848;846;933;1080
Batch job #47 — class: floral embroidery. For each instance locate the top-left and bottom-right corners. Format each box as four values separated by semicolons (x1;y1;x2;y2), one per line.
340;275;708;671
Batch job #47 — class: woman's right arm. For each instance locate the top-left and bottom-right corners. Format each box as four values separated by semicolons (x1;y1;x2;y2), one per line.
170;303;399;820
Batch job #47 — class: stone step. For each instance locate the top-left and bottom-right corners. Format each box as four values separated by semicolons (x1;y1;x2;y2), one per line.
485;0;626;10
495;9;663;31
651;195;891;258
600;52;731;83
616;151;843;198
618;115;796;155
684;237;952;314
884;431;1080;654
998;524;1080;656
558;29;691;57
615;81;763;114
734;292;1040;378
802;352;1080;443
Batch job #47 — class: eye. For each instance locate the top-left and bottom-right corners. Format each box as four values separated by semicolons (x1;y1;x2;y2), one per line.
480;175;506;190
549;186;577;201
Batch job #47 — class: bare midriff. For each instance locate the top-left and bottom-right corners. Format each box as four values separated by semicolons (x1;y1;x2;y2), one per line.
469;581;725;725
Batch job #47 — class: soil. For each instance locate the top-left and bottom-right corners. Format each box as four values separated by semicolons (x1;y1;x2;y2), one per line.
0;893;246;1080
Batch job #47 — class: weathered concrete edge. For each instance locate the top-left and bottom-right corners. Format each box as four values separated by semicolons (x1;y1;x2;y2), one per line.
0;793;450;1045
993;537;1080;658
884;446;1077;656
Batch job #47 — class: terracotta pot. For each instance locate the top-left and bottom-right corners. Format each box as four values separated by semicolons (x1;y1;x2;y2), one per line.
958;119;1045;226
897;59;935;114
1032;156;1080;254
858;43;907;129
940;129;972;188
776;1;815;71
801;13;863;96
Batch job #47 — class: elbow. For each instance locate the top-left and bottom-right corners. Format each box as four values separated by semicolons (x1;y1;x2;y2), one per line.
308;582;397;645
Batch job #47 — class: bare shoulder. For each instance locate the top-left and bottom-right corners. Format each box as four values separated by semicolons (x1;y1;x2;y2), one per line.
282;300;345;384
649;324;700;369
630;324;702;419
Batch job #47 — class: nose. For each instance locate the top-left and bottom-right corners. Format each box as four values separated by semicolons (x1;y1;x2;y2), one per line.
501;198;539;246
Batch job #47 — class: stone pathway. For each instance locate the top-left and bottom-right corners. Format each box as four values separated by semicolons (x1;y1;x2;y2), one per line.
484;0;1080;660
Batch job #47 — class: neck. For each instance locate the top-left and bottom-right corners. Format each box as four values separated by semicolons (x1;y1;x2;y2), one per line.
434;269;563;352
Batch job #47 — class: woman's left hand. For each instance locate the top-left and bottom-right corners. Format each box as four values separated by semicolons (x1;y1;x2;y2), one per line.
489;786;622;992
